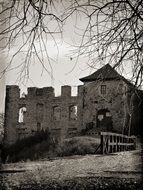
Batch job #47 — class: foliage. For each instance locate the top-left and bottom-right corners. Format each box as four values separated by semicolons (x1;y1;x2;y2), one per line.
56;136;100;156
1;129;57;162
1;135;101;162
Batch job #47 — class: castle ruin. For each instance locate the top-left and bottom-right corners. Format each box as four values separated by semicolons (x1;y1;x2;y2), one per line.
4;64;143;146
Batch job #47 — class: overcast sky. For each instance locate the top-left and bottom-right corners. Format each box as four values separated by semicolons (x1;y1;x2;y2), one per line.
0;1;133;113
0;2;94;113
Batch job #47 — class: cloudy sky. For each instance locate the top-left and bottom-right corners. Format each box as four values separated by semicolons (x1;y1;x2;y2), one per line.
0;2;95;113
0;1;133;113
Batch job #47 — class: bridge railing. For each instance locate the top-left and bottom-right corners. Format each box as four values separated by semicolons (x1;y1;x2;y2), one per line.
100;132;136;154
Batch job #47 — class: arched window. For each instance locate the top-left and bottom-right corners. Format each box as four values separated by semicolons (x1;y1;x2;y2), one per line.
69;105;77;120
18;107;27;123
53;106;61;120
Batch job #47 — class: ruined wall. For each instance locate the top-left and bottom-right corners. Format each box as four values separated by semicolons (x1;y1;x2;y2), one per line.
4;86;20;145
4;79;138;146
4;85;80;145
78;79;129;133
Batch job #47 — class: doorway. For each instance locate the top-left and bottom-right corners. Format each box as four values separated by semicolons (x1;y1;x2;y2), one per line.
97;109;113;131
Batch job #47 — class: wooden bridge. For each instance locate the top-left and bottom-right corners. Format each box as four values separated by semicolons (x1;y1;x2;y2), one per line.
100;132;136;154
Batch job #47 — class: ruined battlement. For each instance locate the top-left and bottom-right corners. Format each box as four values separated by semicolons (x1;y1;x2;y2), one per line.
27;86;55;98
4;84;81;145
6;85;20;99
6;85;84;100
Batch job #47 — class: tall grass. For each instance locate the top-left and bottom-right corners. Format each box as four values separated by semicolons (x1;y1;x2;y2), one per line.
56;136;100;156
1;133;101;163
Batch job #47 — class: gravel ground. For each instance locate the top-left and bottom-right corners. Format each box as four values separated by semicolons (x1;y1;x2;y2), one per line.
0;149;142;189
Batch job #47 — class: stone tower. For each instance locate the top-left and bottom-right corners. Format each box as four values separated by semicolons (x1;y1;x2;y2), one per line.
4;86;20;146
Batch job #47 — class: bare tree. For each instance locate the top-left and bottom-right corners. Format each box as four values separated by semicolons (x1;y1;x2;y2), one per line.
0;0;143;87
0;0;71;82
0;113;4;131
66;0;143;87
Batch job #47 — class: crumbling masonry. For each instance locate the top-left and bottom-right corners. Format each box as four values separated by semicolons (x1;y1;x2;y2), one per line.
4;64;143;145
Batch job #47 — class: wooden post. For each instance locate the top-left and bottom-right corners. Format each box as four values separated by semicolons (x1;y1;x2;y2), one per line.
125;137;127;151
133;137;136;150
107;135;110;153
117;136;119;152
100;134;104;154
121;136;123;151
123;137;125;151
109;135;112;153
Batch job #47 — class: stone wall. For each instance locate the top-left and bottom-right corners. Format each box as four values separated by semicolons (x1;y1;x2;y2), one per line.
4;86;20;145
78;79;129;133
4;85;80;145
4;79;141;146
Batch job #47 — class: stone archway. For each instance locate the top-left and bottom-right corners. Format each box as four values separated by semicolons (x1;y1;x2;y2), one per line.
96;109;113;131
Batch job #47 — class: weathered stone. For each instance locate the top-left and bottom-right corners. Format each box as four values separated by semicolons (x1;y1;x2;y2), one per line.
4;65;143;146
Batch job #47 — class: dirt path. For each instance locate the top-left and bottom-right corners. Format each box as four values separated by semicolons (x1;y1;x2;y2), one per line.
2;149;142;178
0;150;142;189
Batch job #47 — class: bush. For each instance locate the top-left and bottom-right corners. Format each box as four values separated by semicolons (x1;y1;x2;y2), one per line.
2;129;57;162
56;136;100;157
2;134;101;162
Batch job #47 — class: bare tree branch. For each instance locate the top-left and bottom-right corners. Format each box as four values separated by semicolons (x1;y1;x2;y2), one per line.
0;0;143;87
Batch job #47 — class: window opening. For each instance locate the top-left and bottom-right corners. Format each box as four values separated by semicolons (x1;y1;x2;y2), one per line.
69;105;77;120
101;85;106;95
18;107;27;123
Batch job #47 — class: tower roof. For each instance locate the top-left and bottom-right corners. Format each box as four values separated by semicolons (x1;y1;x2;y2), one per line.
80;64;124;82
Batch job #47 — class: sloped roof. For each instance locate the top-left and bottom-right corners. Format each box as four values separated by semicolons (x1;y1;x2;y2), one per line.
80;64;130;84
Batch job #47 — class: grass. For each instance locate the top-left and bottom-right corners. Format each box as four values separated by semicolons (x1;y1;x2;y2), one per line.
1;146;142;190
56;136;101;156
0;175;142;190
2;134;101;163
1;129;57;162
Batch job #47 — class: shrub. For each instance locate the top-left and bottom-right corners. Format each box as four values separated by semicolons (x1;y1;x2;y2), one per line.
2;129;57;162
56;136;100;157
